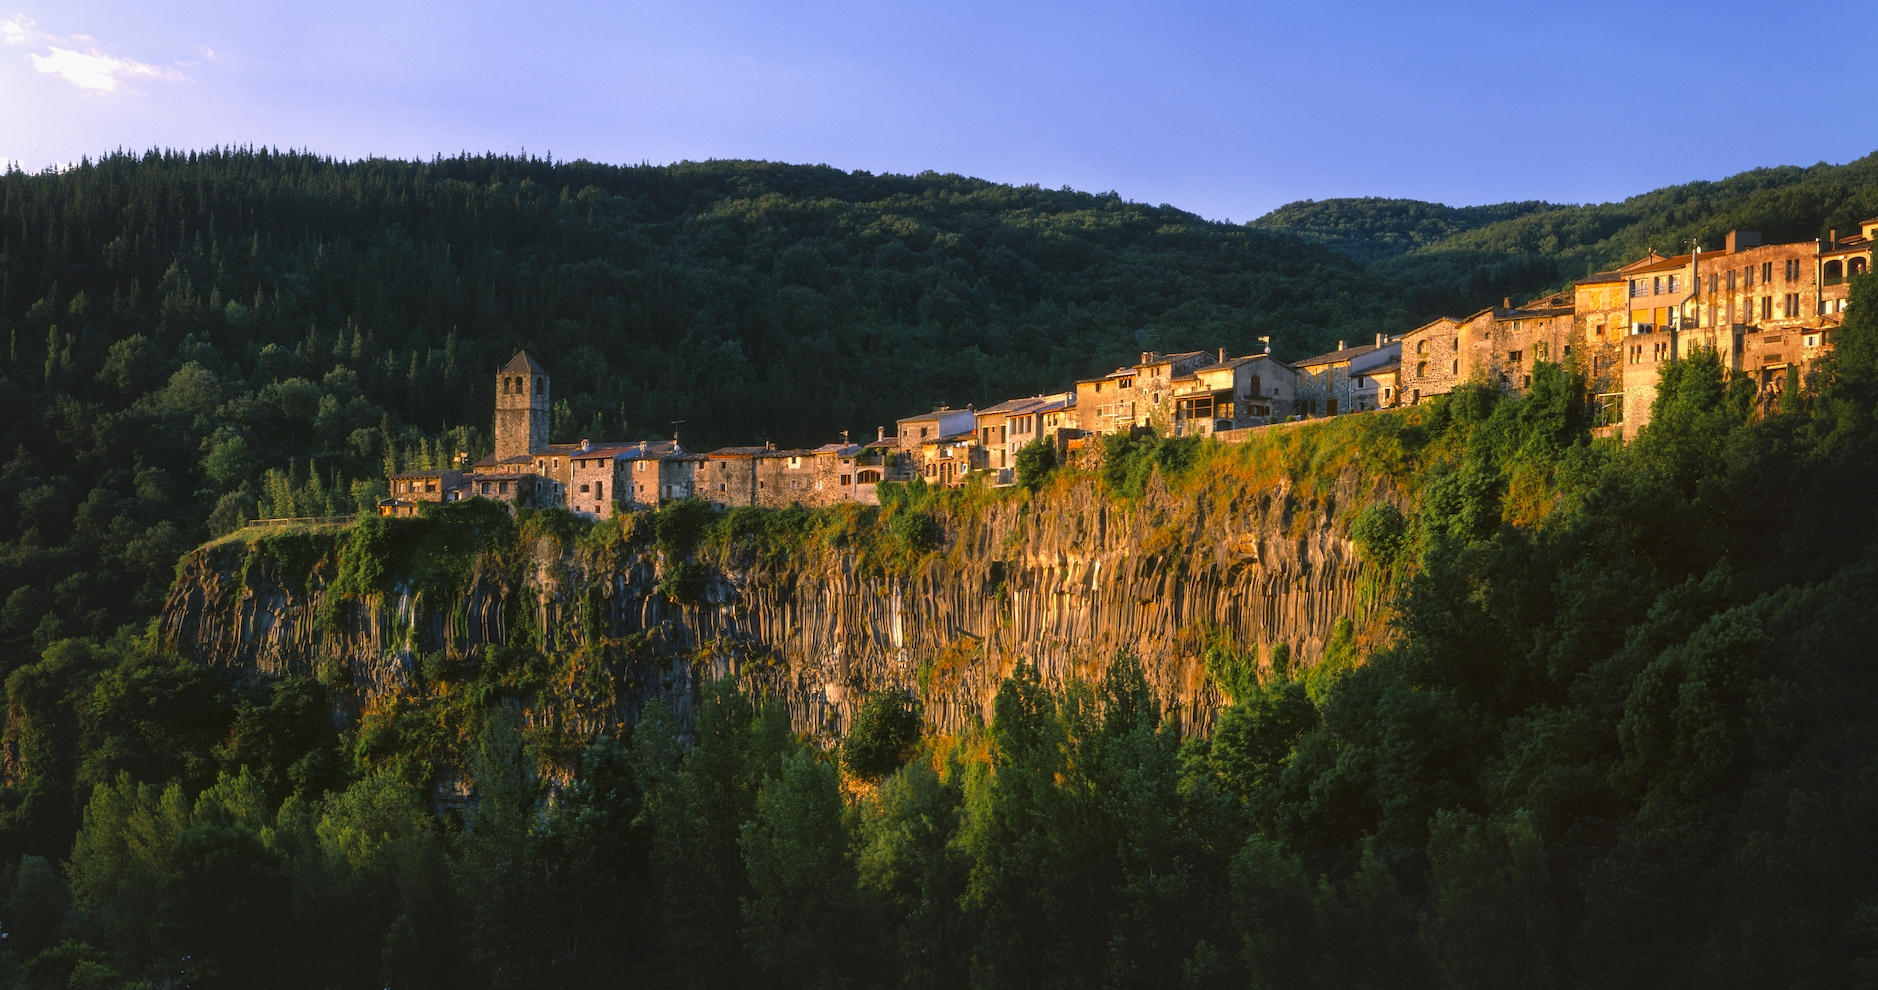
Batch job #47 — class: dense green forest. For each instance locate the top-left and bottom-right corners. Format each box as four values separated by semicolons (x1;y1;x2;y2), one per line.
0;274;1870;989
1256;150;1878;309
3;148;1878;988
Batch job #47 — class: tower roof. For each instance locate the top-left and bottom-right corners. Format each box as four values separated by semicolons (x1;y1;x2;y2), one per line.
501;351;547;375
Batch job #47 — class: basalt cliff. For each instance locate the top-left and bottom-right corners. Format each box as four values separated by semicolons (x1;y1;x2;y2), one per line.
160;462;1397;746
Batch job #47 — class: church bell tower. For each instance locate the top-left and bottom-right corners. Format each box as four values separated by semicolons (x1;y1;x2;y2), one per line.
493;351;550;461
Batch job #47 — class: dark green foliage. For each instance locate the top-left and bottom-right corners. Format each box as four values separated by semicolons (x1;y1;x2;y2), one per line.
1;149;1877;987
654;498;716;560
1013;435;1058;491
1350;501;1409;569
1100;430;1200;499
841;690;923;782
657;558;709;603
1252;197;1558;264
886;507;942;557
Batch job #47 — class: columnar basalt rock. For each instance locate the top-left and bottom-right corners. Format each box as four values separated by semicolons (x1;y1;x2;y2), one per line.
163;469;1394;741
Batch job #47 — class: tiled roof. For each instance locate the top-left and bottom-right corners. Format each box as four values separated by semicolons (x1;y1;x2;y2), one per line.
501;350;547;375
896;407;972;423
1294;343;1381;367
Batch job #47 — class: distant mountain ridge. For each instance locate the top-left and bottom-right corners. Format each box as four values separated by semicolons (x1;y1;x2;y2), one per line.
1253;153;1878;297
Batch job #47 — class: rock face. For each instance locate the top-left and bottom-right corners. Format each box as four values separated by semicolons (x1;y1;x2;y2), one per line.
162;468;1392;740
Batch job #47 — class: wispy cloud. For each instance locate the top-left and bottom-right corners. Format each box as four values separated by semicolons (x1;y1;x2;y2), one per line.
2;14;38;44
30;46;185;92
9;13;194;93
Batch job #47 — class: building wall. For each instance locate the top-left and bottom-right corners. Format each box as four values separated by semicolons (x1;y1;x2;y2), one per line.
1075;376;1139;435
1574;279;1628;408
1398;318;1464;403
493;370;549;461
1480;309;1574;390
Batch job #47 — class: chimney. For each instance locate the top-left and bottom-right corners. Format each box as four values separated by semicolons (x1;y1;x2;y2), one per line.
1375;333;1383;348
579;438;590;451
1337;340;1345;351
1725;230;1762;253
766;441;774;451
1829;229;1837;248
1140;351;1150;364
877;426;885;442
1218;347;1226;363
1503;297;1511;309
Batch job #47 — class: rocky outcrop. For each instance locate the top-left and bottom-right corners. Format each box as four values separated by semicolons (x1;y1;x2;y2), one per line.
162;467;1394;740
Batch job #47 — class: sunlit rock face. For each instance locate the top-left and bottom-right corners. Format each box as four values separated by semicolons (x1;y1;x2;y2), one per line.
162;468;1392;741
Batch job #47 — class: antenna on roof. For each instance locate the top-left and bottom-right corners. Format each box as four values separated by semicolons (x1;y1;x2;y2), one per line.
669;420;685;445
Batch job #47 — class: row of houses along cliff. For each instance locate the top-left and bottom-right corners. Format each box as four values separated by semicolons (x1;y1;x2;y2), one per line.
379;221;1874;518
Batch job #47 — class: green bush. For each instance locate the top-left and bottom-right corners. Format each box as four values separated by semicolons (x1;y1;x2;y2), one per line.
1014;437;1059;492
840;691;922;782
1350;502;1410;569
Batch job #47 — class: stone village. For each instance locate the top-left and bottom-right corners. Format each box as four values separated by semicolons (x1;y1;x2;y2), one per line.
380;221;1876;518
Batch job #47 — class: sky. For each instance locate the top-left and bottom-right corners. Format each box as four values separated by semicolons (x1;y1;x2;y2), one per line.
2;0;1875;222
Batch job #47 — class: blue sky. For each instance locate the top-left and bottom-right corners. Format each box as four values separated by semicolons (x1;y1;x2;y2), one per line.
4;0;1875;221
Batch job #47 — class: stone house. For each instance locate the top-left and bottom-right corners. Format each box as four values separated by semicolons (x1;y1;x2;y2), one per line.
975;393;1074;485
1480;293;1577;391
894;408;979;486
387;469;461;503
561;440;700;519
1573;272;1629;429
1294;337;1401;416
1074;367;1142;436
1133;351;1214;431
1398;316;1467;404
1168;350;1300;435
702;442;864;508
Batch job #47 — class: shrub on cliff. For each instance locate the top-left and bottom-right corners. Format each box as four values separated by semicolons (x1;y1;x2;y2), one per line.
1015;437;1059;492
841;692;923;783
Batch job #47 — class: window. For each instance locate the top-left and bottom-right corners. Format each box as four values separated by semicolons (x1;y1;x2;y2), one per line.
595;481;603;499
1416;340;1426;353
1746;266;1755;289
1762;296;1773;321
1417;361;1428;377
1630;280;1641;298
1826;260;1845;281
1667;274;1678;294
1785;293;1800;318
1451;360;1458;374
1728;270;1736;291
1653;276;1662;295
579;483;590;493
1762;261;1773;284
1508;350;1523;364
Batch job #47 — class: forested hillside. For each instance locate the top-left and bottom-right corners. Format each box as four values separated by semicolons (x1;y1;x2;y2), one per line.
1248;198;1557;264
0;274;1870;990
0;149;1447;657
4;148;1878;989
1257;150;1878;312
